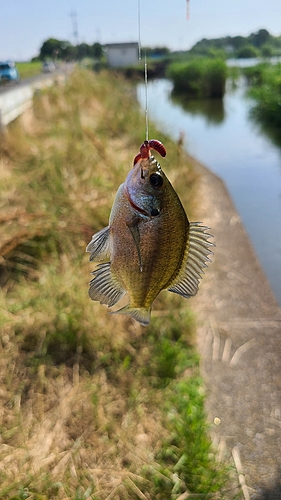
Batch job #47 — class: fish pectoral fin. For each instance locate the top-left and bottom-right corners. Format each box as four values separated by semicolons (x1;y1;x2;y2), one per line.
86;226;110;262
88;262;125;307
111;305;151;326
168;222;214;298
127;221;143;272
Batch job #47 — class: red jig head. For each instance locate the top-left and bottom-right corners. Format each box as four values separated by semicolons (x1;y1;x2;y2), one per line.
133;139;166;165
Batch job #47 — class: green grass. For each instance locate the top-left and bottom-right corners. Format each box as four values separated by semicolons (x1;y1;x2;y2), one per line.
0;68;232;498
16;61;42;79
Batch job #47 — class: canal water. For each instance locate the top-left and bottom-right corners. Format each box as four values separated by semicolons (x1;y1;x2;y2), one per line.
137;78;281;305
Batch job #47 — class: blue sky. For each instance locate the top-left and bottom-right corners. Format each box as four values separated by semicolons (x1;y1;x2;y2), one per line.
1;0;281;61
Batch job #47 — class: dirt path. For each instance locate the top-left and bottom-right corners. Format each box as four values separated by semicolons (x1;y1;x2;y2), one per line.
190;157;281;499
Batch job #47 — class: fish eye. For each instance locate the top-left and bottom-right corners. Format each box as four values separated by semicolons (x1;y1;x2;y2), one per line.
151;208;160;216
150;173;163;188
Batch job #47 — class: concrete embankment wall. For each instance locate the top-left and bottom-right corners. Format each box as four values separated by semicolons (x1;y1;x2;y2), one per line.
0;72;67;128
191;157;281;499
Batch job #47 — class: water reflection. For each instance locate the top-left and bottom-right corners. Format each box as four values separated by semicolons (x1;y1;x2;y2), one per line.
170;92;225;124
249;108;281;151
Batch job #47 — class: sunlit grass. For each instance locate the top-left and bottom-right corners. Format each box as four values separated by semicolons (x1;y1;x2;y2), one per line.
0;68;232;498
16;61;42;79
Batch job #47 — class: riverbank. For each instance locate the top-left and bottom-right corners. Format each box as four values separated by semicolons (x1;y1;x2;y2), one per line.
190;155;281;498
0;69;230;499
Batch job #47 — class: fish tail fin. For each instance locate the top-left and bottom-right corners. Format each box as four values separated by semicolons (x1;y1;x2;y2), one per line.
111;305;151;326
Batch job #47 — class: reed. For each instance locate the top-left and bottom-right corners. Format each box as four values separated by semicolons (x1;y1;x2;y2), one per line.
167;58;227;98
246;62;281;126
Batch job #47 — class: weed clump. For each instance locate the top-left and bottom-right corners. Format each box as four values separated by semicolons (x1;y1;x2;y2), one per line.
168;58;227;98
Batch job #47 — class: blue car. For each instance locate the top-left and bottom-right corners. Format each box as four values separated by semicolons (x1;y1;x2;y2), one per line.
0;61;20;84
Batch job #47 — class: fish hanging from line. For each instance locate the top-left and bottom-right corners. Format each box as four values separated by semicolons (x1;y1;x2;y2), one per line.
86;139;213;326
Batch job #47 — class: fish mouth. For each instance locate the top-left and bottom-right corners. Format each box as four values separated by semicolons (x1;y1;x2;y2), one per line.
125;187;149;216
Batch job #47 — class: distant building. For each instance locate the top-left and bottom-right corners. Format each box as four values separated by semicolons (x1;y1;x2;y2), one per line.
105;42;139;68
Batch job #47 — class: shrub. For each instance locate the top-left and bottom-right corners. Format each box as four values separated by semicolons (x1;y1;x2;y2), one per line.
236;44;259;58
247;63;281;126
167;58;227;98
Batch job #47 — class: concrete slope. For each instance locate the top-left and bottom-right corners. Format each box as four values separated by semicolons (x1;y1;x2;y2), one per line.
191;157;281;499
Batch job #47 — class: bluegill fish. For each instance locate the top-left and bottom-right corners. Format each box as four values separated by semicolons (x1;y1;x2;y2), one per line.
86;140;213;326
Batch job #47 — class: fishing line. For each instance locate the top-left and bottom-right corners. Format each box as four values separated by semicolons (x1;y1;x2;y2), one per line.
138;0;149;142
144;54;149;141
138;0;141;60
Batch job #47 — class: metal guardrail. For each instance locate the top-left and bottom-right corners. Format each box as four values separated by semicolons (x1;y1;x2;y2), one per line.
0;72;67;128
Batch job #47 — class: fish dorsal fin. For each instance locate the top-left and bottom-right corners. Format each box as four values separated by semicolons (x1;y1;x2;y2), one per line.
88;262;125;307
168;222;214;298
86;226;110;262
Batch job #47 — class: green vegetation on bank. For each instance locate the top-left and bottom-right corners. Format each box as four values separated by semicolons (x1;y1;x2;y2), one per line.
0;69;232;498
167;58;227;98
245;62;281;127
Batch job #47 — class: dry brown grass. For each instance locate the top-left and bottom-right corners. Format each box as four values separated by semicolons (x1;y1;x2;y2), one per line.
0;68;229;499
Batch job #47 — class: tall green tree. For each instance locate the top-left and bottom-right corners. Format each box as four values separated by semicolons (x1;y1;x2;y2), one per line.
91;42;103;59
39;38;69;60
249;29;270;48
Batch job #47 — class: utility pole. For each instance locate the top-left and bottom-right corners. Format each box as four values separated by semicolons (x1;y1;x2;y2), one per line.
70;10;79;46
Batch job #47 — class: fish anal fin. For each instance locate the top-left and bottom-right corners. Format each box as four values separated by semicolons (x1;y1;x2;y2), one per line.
88;262;125;307
111;304;151;326
168;222;214;298
86;226;110;262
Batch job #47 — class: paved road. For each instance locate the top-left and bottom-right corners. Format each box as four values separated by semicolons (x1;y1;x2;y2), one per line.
0;63;74;94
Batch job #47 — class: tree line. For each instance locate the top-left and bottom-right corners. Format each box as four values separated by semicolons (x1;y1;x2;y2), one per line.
33;38;103;61
33;38;170;61
189;29;281;59
35;29;281;63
